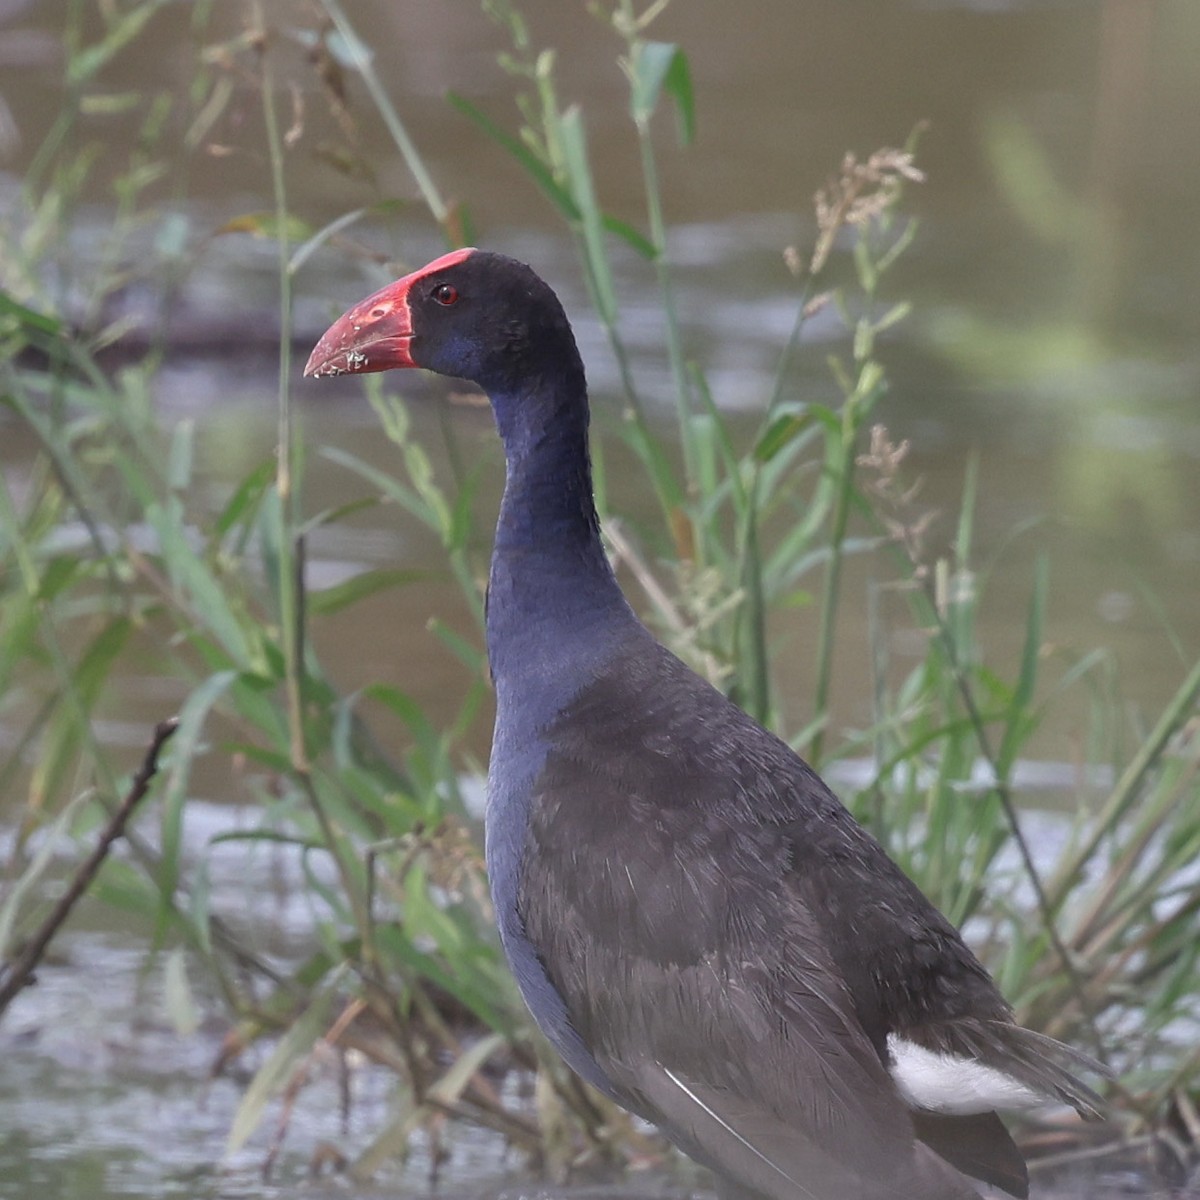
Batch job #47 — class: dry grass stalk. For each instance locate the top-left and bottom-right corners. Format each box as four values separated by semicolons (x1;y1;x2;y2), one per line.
811;147;925;274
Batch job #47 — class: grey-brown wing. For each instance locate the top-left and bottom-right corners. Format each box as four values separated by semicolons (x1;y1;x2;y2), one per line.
520;712;983;1195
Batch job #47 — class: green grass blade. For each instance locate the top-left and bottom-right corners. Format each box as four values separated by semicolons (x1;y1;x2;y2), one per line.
996;555;1047;776
448;91;580;222
226;967;345;1154
308;568;427;617
628;41;694;146
557;105;618;324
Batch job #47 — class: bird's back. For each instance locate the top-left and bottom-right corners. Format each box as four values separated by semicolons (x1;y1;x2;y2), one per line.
522;638;1009;1038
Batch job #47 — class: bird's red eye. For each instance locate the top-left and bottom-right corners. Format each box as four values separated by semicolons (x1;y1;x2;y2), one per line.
432;283;459;306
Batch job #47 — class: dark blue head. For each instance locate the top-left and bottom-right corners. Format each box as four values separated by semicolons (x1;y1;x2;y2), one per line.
307;247;634;693
305;247;587;451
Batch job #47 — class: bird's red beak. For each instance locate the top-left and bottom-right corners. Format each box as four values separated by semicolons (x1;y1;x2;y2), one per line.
304;246;474;378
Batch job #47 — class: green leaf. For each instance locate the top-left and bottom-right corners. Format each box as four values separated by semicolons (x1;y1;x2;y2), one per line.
146;497;251;666
80;92;145;115
288;200;408;276
955;455;979;568
67;0;166;86
557;106;617;324
214;458;275;539
220;743;291;772
362;683;436;739
446;467;482;553
228;663;288;723
164;947;200;1036
874;300;912;335
428;620;486;673
91;858;162;918
602;213;656;260
226;969;344;1154
308;567;426;617
428;1031;506;1104
629;42;695;145
78;617;132;702
215;212;314;242
298;496;380;537
0;792;91;957
997;556;1047;775
403;863;465;953
692;366;744;508
209;828;323;850
0;289;63;337
853;237;877;293
157;670;238;907
188;859;213;957
28;618;134;810
614;413;685;510
447;91;580;222
36;556;86;603
754;411;813;462
167;418;194;491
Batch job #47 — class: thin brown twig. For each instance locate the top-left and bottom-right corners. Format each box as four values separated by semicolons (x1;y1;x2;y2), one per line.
0;716;180;1015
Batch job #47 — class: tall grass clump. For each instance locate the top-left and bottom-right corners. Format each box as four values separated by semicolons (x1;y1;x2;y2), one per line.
0;0;1198;1185
0;2;531;1179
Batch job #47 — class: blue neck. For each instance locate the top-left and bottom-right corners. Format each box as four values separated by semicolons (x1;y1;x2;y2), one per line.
485;378;641;711
479;352;647;1101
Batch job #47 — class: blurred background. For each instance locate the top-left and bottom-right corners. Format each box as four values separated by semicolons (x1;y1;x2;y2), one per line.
0;1;1198;1197
5;0;1199;743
